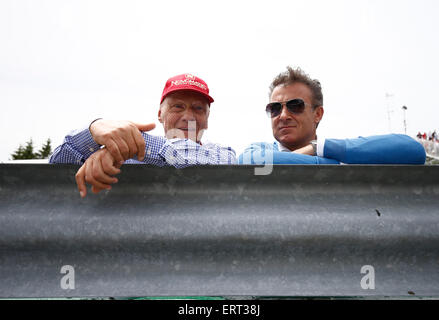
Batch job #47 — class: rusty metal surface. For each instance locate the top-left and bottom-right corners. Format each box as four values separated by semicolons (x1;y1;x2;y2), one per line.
0;164;438;298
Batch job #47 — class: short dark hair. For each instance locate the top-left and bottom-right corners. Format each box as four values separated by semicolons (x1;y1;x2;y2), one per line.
269;66;323;108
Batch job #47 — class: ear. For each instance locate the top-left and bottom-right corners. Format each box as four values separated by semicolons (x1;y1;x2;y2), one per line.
205;106;210;129
314;106;324;125
158;108;163;123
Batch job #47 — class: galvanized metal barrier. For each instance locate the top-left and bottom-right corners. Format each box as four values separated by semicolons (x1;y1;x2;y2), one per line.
0;164;439;298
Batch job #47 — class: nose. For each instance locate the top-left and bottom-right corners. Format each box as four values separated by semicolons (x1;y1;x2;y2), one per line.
181;107;196;122
278;104;292;120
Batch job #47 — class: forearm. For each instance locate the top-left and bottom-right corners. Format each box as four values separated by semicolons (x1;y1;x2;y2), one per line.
238;143;339;164
49;127;101;164
159;138;236;168
137;132;167;166
322;134;426;164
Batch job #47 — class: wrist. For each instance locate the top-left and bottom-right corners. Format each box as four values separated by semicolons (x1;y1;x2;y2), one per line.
89;118;103;144
293;144;315;155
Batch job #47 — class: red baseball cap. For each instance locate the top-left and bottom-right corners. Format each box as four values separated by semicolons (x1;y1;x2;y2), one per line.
160;73;214;104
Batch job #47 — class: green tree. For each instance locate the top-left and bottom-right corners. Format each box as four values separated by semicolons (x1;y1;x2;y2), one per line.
11;138;52;160
37;138;52;159
11;139;37;159
11;144;26;160
22;139;36;159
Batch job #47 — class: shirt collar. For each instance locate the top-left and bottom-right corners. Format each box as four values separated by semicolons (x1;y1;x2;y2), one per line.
277;142;291;152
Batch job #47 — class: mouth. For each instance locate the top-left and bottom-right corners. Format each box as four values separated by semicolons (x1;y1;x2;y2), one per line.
279;125;296;130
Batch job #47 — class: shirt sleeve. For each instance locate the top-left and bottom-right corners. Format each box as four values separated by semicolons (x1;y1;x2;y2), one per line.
238;142;339;164
316;137;326;157
158;138;237;168
49;126;101;164
322;134;426;164
132;132;168;166
50;127;236;167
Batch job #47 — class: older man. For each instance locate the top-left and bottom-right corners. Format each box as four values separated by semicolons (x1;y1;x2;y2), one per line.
50;74;236;197
239;67;426;165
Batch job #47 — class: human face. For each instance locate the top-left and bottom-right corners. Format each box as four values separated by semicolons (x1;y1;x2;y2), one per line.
158;90;210;142
270;82;323;151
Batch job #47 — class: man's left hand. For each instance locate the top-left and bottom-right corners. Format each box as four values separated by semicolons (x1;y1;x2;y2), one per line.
293;144;315;156
75;148;122;198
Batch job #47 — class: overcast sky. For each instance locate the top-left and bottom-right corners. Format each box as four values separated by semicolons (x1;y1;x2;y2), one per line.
1;0;438;161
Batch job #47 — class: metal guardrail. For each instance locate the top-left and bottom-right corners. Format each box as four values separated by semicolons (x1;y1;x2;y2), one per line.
0;164;439;298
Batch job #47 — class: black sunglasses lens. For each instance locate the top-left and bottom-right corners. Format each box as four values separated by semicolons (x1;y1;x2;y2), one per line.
266;103;282;117
286;99;305;113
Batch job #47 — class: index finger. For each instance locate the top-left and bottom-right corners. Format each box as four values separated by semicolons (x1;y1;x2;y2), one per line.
132;129;146;161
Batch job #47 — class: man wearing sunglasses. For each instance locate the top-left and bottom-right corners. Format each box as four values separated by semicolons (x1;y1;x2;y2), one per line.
239;66;426;165
50;73;236;197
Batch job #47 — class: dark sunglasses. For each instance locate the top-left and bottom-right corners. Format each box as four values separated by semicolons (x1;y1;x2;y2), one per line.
266;99;307;118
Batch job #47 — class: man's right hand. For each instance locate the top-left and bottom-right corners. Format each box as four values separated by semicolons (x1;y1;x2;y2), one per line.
90;119;156;163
